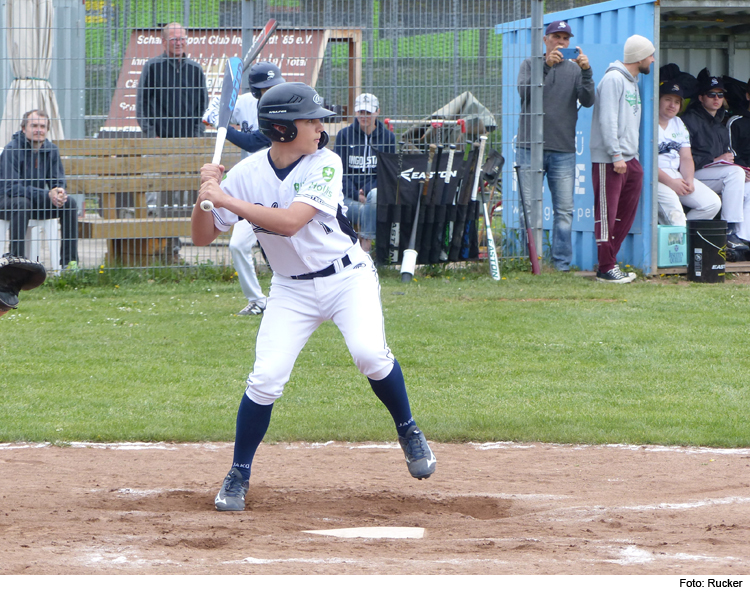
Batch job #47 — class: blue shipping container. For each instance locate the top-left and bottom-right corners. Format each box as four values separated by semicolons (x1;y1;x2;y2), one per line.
498;0;657;273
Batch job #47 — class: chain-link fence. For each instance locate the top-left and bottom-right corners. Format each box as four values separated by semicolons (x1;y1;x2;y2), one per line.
0;0;608;274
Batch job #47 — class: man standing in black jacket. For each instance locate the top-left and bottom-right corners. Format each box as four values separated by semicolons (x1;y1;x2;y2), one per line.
333;93;396;251
136;22;208;139
0;110;78;268
137;22;208;220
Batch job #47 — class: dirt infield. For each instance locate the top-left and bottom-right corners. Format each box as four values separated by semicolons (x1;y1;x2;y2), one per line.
1;441;749;575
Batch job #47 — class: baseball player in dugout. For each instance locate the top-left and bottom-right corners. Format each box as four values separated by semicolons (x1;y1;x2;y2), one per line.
192;82;436;512
333;93;396;253
517;20;594;272
202;62;287;316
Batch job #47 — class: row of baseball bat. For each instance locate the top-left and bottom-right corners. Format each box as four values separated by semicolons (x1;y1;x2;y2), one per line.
395;137;502;281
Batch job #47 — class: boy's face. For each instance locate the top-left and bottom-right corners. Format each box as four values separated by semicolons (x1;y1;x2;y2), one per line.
699;88;725;113
291;119;325;155
659;94;682;121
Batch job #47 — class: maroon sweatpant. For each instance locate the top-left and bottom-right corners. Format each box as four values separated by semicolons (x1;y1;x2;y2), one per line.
592;158;643;273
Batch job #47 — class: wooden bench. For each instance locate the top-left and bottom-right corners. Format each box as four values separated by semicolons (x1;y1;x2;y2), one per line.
57;137;242;265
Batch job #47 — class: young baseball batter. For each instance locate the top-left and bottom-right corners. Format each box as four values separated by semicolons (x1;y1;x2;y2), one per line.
192;82;436;512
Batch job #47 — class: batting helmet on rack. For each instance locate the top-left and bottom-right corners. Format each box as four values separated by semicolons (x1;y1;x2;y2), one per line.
258;82;335;148
248;61;286;99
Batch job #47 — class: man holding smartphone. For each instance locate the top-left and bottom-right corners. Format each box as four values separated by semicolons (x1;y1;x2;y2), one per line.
517;20;595;272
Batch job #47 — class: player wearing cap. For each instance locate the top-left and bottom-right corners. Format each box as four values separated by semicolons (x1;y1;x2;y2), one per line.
728;77;750;169
683;71;750;252
333;93;396;252
202;62;287;316
517;20;595;272
192;82;436;512
590;35;655;283
657;80;721;226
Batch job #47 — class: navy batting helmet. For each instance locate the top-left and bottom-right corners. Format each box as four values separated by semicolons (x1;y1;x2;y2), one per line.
248;62;285;99
258;82;335;148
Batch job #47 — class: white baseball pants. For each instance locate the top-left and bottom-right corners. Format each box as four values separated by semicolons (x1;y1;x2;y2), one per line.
657;169;721;226
245;247;394;406
695;164;750;238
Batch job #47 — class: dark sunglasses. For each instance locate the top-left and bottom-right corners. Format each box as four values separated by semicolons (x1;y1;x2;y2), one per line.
705;92;725;99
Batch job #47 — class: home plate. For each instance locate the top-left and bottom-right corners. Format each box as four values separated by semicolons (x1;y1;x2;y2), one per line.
303;527;425;539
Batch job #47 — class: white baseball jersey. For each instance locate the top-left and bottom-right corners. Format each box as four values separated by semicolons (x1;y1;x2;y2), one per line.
212;147;357;277
658;116;691;171
232;93;259;131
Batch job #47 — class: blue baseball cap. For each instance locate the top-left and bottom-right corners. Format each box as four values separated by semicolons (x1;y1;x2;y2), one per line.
545;20;574;37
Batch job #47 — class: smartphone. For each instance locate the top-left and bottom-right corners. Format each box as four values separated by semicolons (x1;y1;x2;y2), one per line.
559;47;580;60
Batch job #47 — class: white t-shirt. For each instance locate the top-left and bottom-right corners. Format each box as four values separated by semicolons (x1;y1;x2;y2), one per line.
232;93;259;131
213;148;356;277
658;116;691;171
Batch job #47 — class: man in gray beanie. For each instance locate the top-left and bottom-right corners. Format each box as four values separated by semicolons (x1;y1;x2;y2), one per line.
589;34;655;283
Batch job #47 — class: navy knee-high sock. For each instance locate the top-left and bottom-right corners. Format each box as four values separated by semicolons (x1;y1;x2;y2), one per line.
368;359;416;437
232;393;273;480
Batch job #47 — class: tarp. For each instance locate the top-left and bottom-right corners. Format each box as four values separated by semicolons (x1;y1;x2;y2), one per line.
398;91;497;150
0;0;64;147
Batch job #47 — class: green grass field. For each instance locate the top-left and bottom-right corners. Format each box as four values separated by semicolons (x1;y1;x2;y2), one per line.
2;267;749;447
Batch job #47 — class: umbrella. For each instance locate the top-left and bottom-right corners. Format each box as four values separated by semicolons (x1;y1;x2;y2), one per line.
0;0;64;147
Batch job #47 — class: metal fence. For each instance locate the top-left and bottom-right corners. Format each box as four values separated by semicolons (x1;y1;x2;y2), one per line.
0;0;607;274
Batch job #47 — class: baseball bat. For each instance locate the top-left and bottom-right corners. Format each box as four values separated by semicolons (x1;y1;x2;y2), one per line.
480;180;501;281
418;144;443;264
432;143;456;263
389;142;406;263
472;137;499;280
200;57;244;212
401;145;437;282
514;164;541;275
242;19;278;71
448;143;479;261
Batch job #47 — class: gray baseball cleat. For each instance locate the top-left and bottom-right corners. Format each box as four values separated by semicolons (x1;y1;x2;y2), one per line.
215;467;249;511
237;301;265;316
398;425;437;479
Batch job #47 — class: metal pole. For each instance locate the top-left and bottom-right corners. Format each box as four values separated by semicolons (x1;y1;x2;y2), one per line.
391;0;400;117
529;0;545;263
365;0;374;90
453;0;460;99
183;0;190;27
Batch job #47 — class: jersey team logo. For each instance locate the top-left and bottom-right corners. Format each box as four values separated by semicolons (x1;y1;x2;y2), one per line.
322;167;335;182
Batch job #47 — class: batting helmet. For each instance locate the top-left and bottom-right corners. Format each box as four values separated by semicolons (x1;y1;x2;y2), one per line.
258;82;335;148
248;61;286;99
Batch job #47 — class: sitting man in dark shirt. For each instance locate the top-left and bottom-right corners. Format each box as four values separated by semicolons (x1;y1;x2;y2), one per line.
0;109;78;269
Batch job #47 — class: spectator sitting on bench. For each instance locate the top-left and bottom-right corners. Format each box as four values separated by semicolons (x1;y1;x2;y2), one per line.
333;93;396;252
0;109;78;269
657;80;721;225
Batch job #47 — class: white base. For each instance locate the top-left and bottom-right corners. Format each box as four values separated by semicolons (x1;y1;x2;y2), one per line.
303;527;425;539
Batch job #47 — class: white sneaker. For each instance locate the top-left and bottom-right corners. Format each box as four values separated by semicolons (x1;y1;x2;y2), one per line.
202;96;220;128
